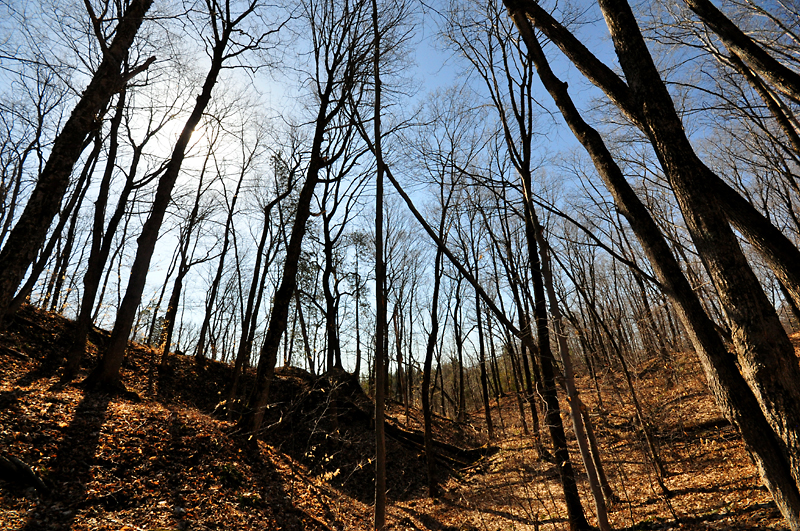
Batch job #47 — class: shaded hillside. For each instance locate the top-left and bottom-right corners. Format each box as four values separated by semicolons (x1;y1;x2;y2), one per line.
0;304;793;530
0;305;486;530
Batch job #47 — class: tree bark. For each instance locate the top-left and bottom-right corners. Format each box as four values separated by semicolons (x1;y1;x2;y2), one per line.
9;130;101;316
597;0;800;494
422;244;444;497
506;11;800;526
0;0;153;324
195;167;245;362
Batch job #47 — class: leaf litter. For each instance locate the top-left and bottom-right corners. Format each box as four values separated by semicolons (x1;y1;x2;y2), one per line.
0;304;793;530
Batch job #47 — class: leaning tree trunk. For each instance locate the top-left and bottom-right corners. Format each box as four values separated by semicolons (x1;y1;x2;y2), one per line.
9;130;101;317
64;130;146;380
597;0;800;494
239;111;330;434
85;19;233;390
513;0;800;312
0;0;153;325
684;0;800;103
506;11;800;526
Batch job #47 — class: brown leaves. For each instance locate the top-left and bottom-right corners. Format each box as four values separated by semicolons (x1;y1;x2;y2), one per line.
1;305;793;530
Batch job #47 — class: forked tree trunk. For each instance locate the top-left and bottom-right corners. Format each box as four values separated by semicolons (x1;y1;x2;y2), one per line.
684;0;800;103
513;0;800;312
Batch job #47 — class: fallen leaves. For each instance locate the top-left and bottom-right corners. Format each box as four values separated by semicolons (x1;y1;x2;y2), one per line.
0;304;795;530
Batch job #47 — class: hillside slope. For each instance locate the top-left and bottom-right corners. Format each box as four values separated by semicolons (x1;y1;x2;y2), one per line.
0;304;791;530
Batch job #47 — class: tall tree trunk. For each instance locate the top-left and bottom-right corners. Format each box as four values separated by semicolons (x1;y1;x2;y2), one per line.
354;258;362;378
323;216;343;371
422;245;443;497
85;14;235;390
535;223;611;530
372;0;387;524
597;0;800;494
240;104;331;434
520;175;589;530
0;0;153;324
506;12;800;526
160;154;210;368
227;197;284;417
475;289;494;439
452;278;466;423
65;136;148;378
158;264;188;367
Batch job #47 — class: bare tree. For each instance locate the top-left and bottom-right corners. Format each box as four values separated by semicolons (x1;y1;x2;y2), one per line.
86;0;278;390
0;0;155;325
241;0;377;435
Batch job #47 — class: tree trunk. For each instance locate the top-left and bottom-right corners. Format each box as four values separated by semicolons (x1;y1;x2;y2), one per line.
475;289;494;439
323;214;343;371
536;221;611;530
241;116;328;434
515;0;800;311
9;130;101;316
597;0;800;495
684;0;800;103
519;174;589;530
372;0;387;524
506;12;800;526
227;198;283;417
422;245;443;497
0;0;153;324
85;17;233;390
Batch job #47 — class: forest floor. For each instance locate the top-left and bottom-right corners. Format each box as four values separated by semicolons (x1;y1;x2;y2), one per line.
0;304;792;530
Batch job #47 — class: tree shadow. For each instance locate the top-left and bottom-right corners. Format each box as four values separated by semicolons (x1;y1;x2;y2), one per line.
397;504;463;531
14;389;112;531
617;500;780;530
436;489;566;528
14;360;62;388
162;409;328;530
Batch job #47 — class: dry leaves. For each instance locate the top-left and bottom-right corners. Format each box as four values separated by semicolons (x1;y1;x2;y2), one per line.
0;305;793;530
